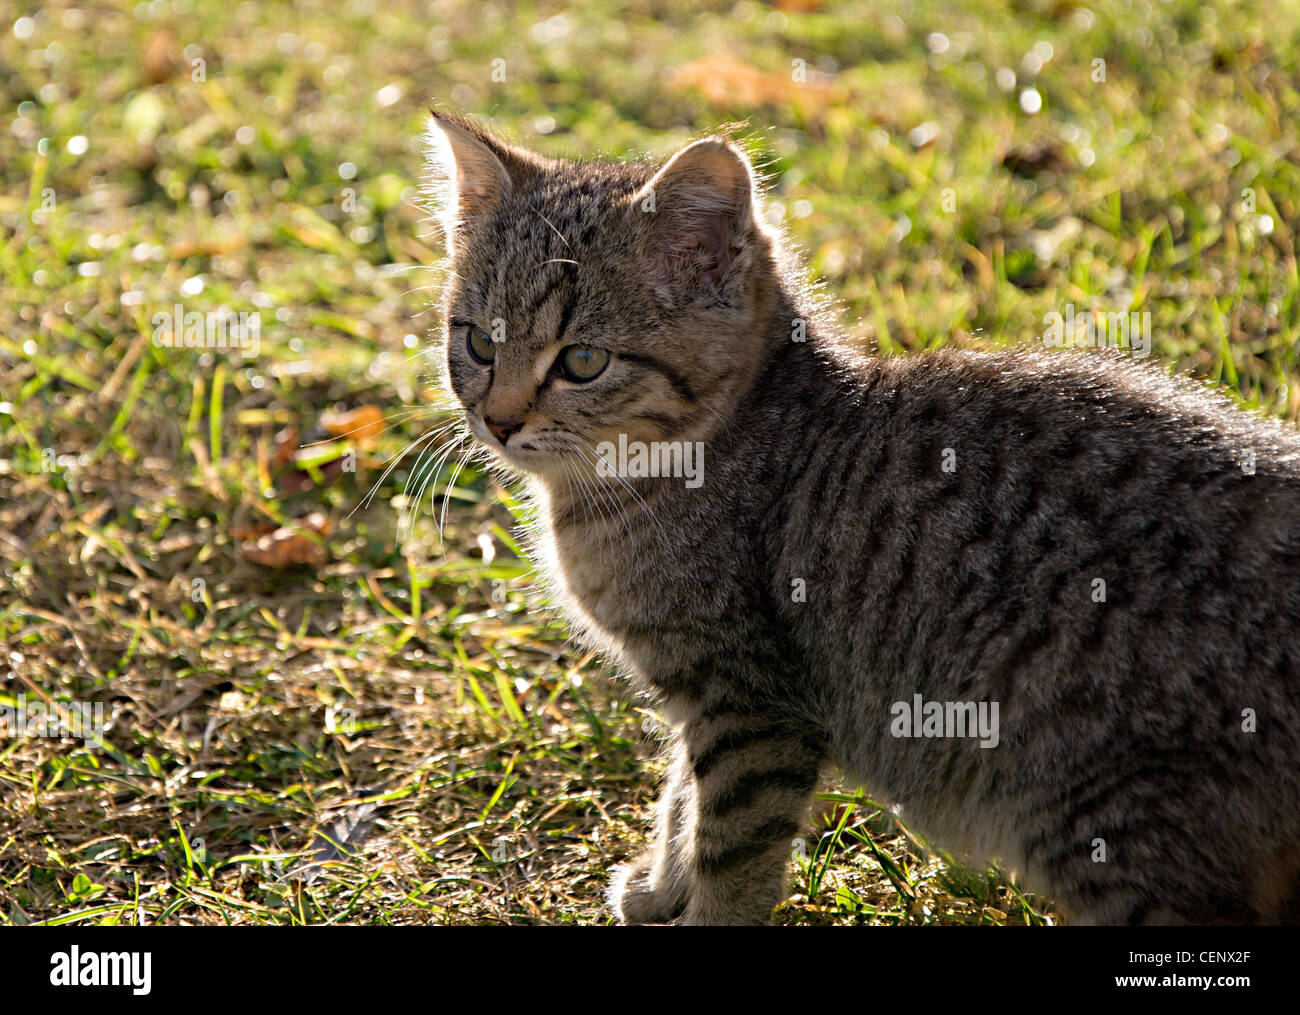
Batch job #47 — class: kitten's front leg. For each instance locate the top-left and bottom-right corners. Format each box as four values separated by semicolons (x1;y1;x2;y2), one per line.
610;738;694;924
678;711;825;925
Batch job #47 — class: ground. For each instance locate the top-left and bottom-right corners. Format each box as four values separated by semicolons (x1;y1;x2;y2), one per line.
1;0;1297;925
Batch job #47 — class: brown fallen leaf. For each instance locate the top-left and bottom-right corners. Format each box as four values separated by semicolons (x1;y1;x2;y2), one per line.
230;520;277;542
673;55;835;110
167;233;248;260
320;405;386;449
142;29;179;85
239;512;331;568
271;425;299;470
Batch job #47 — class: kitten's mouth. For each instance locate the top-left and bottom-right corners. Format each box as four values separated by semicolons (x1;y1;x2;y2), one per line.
470;420;564;473
495;442;555;468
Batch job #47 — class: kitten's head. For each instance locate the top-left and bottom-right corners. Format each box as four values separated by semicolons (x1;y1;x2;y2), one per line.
424;112;778;481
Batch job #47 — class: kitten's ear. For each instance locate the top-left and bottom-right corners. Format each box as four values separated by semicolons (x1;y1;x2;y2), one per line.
425;112;548;250
630;137;758;295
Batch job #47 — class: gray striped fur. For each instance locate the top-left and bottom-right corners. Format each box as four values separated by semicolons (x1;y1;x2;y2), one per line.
426;112;1300;925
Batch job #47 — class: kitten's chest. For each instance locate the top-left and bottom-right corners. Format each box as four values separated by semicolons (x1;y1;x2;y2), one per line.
540;522;696;632
535;494;742;671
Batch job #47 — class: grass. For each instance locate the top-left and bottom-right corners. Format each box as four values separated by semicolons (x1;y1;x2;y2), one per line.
1;0;1297;925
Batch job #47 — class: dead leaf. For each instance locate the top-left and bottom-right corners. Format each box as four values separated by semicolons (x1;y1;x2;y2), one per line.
673;55;834;110
142;30;179;85
271;425;299;469
320;405;385;449
239;512;331;568
168;233;247;260
229;520;277;542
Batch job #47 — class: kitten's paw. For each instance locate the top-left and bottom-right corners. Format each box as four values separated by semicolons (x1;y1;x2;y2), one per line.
608;851;686;925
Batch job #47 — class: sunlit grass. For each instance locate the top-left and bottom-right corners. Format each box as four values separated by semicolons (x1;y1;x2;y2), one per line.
2;0;1297;924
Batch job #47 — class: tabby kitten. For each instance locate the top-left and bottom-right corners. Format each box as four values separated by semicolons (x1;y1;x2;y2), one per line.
424;111;1300;925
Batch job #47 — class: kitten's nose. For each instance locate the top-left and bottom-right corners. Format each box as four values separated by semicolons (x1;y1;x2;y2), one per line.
485;416;524;445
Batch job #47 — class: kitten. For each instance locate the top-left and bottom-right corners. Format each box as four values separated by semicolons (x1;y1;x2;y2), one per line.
424;111;1300;925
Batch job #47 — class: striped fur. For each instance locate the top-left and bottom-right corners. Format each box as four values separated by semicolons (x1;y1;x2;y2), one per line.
426;112;1300;925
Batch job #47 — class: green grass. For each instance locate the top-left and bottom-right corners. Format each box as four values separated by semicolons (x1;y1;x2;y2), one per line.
2;0;1297;925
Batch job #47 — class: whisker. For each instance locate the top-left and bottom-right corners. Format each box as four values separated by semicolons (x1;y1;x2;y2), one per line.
525;200;575;254
400;428;469;548
350;421;449;520
436;445;479;554
566;432;670;546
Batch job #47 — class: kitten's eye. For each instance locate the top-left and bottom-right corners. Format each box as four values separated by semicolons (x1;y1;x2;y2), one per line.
559;345;610;382
465;326;497;365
